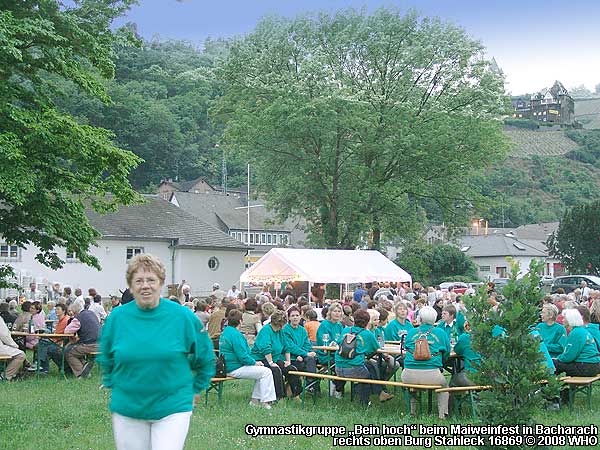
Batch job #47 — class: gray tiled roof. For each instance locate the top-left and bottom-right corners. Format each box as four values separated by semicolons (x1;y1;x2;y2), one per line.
512;222;559;241
460;234;547;258
86;196;248;250
172;191;295;232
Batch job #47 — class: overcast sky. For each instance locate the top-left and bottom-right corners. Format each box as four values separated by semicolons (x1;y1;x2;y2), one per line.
116;0;600;94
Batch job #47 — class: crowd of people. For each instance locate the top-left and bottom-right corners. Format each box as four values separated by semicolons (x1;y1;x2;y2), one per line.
2;268;600;441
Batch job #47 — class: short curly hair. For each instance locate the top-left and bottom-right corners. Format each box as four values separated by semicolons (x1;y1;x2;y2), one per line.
126;254;166;287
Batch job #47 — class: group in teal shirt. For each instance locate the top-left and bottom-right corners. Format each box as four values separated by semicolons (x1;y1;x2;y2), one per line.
282;322;312;359
251;323;288;362
404;324;451;370
315;319;344;364
384;317;414;341
334;326;379;368
535;322;567;357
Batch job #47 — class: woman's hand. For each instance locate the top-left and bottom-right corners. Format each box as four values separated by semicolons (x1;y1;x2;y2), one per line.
296;356;303;362
255;361;264;366
284;361;291;367
307;351;316;357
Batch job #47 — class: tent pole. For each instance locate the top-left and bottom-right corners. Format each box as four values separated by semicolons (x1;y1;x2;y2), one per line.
308;281;312;305
339;283;342;301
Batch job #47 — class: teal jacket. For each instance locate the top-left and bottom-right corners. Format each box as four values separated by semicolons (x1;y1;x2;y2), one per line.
219;325;257;372
453;333;481;373
404;324;450;370
334;326;379;368
99;299;215;420
251;324;288;362
557;326;600;364
530;329;556;373
437;319;464;342
586;323;600;348
383;318;414;341
315;320;344;364
535;322;567;357
282;323;312;358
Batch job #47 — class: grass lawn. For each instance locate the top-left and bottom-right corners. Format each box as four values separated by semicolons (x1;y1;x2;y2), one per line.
1;363;599;450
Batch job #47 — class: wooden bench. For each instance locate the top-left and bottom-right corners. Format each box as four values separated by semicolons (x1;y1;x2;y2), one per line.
288;370;441;415
0;355;12;381
435;385;492;419
561;374;600;410
204;376;237;405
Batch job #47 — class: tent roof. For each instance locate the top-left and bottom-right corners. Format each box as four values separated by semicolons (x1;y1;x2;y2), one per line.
240;248;412;284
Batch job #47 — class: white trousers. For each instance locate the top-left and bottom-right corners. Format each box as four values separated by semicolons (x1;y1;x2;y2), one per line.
112;411;192;450
230;365;277;403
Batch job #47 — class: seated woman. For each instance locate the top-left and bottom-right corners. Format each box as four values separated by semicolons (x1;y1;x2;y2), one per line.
315;302;345;397
535;304;567;358
240;298;262;347
12;301;38;351
334;310;393;405
219;310;276;409
0;316;26;380
451;323;481;387
402;306;451;419
366;309;397;397
283;307;319;393
384;301;414;343
251;310;301;400
554;309;600;377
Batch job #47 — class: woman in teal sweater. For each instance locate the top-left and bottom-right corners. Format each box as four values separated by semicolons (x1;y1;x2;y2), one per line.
402;306;451;419
219;310;276;408
334;309;393;405
99;255;214;450
283;307;318;392
554;309;600;377
315;302;345;397
251;310;301;399
384;301;414;342
535;304;567;357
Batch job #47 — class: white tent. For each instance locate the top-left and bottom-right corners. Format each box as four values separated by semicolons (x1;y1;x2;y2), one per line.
239;248;412;284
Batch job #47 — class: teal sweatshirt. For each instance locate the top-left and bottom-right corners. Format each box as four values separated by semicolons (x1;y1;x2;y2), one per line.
453;333;481;373
251;324;287;362
334;326;379;368
530;329;556;373
316;320;344;364
437;319;464;342
282;323;312;358
557;326;600;364
586;323;600;348
219;325;257;372
404;324;450;370
99;299;215;420
535;322;567;357
384;318;414;341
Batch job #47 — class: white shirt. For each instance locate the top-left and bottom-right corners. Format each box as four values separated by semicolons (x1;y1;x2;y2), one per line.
89;302;107;322
227;289;239;299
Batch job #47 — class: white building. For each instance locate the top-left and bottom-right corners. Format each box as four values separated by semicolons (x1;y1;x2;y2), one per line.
0;196;248;298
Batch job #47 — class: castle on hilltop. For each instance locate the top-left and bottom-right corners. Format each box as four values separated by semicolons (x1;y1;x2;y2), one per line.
511;80;575;126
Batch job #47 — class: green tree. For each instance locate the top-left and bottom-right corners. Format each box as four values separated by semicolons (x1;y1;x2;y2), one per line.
216;8;509;249
429;244;478;284
547;201;600;275
0;0;142;277
465;260;559;441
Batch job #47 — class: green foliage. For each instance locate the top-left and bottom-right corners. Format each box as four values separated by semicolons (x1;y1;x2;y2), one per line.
503;118;539;130
547;201;600;275
465;260;559;438
565;129;600;168
395;242;478;285
216;7;509;249
0;0;142;274
471;155;600;227
53;36;232;189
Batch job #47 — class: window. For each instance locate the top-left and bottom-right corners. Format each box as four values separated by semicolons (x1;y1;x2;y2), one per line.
243;232;248;244
513;242;526;251
237;232;242;241
126;247;144;261
230;231;236;237
254;233;259;244
0;244;19;261
496;266;507;278
66;250;79;263
276;234;281;245
249;233;254;244
267;234;272;245
479;265;491;272
281;235;289;246
208;256;219;271
261;233;266;245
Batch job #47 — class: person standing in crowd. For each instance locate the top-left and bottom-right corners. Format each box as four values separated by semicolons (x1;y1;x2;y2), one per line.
219;310;276;409
227;284;240;300
89;294;107;323
211;283;226;302
178;282;191;304
99;254;214;450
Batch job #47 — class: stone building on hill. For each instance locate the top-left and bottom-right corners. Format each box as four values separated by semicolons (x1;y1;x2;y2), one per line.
511;80;575;125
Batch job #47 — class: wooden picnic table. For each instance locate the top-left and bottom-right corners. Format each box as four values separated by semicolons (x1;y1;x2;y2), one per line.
11;331;75;376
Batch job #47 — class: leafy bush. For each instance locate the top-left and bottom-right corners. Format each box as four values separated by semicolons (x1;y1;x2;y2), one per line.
504;118;539;130
465;259;560;446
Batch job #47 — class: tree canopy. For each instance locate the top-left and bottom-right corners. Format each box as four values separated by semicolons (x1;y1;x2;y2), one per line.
216;8;509;249
0;0;141;274
547;200;600;275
